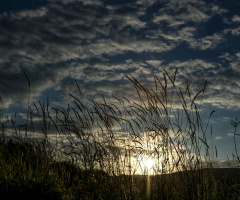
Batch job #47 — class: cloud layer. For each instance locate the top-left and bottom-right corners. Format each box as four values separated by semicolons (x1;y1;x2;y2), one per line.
0;0;240;117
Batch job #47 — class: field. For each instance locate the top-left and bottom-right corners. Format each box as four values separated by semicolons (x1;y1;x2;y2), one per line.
0;70;240;199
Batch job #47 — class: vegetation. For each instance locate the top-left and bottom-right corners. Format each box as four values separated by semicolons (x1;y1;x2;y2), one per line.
0;69;240;199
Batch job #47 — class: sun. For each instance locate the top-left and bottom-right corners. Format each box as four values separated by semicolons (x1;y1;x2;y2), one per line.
144;158;154;170
134;154;163;174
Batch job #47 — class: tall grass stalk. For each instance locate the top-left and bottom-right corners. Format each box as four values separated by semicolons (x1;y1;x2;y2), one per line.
0;70;240;199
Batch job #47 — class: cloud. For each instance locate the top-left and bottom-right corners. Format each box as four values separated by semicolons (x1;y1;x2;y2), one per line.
3;7;48;19
189;33;226;50
150;0;228;51
215;136;222;140
229;52;240;73
232;15;240;23
223;15;240;35
152;0;221;25
146;60;163;68
0;0;239;114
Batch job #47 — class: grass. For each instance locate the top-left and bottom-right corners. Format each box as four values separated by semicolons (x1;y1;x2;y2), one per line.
0;69;240;199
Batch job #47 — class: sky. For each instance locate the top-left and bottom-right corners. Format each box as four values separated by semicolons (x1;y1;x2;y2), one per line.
1;0;240;167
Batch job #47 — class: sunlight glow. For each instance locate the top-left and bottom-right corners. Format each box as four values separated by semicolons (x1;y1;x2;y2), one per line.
136;154;159;174
144;158;154;170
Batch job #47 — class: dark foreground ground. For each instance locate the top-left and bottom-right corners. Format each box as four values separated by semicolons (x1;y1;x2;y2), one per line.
0;140;240;200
